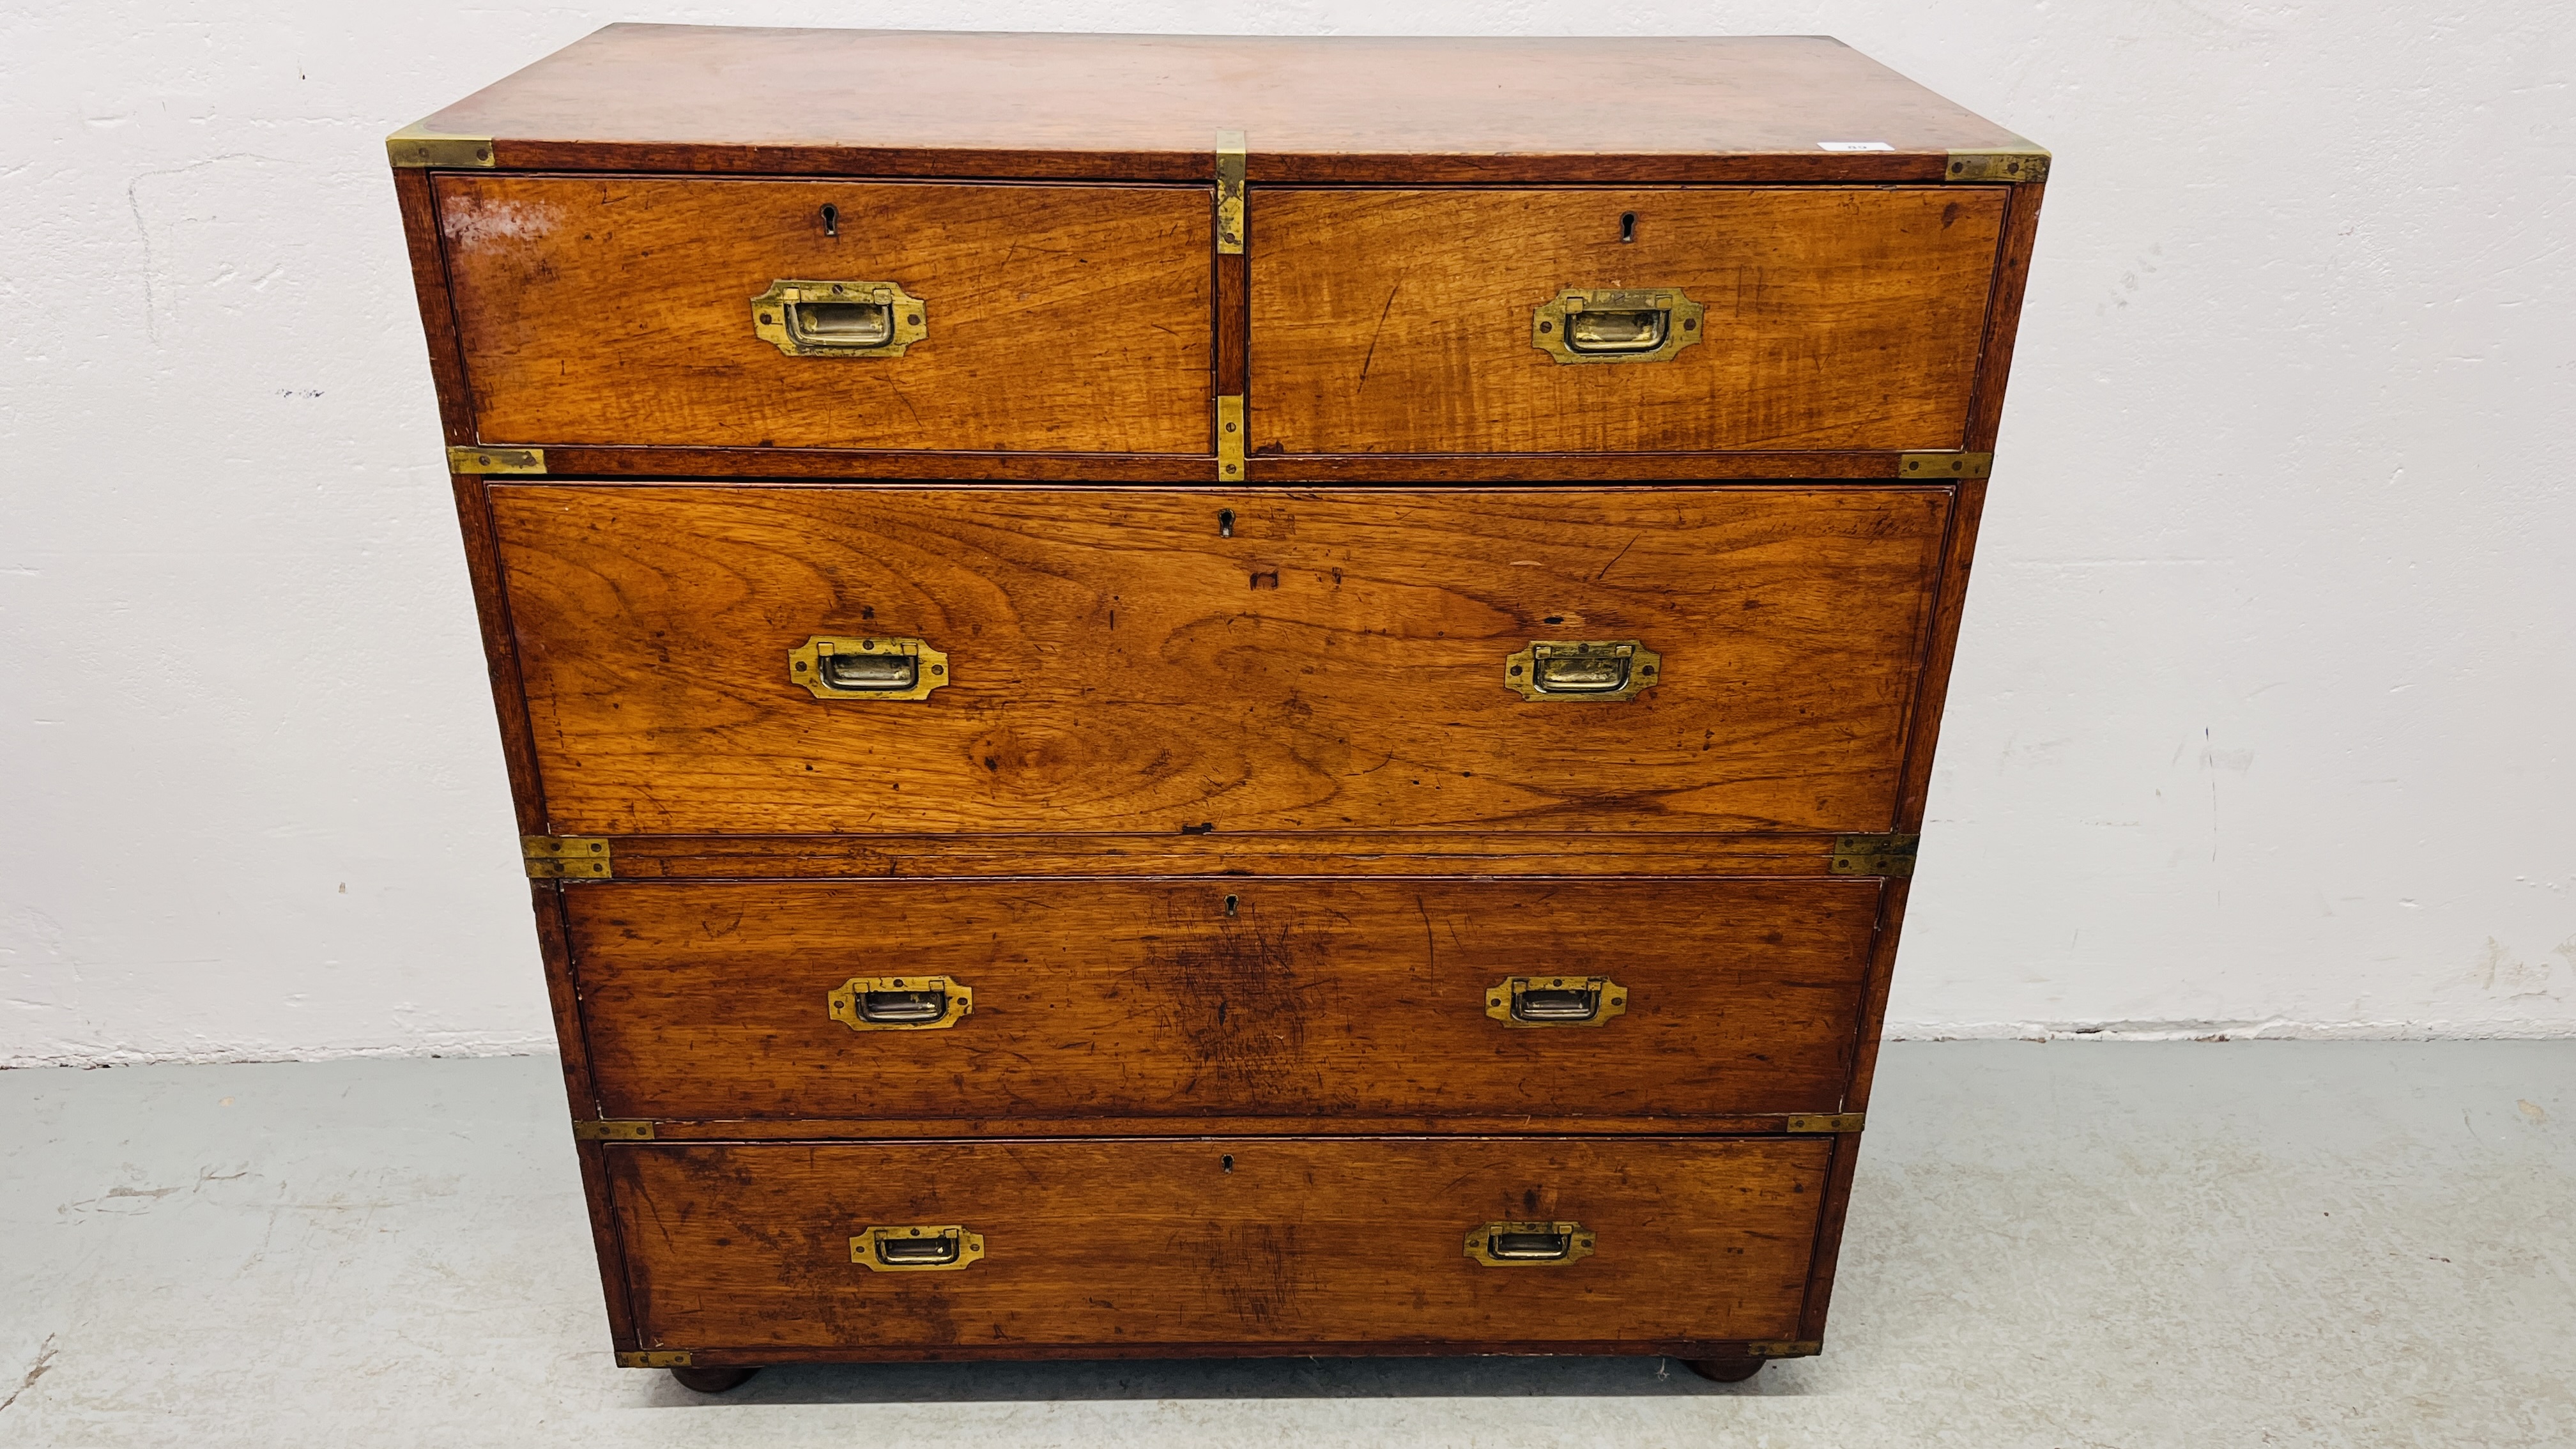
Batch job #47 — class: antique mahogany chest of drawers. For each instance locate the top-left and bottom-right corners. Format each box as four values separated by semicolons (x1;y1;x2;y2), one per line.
389;24;2046;1391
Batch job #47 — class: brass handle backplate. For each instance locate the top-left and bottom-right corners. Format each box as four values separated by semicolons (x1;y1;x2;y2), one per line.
1532;288;1704;364
1465;1221;1597;1267
1504;640;1661;702
751;280;928;357
790;635;949;701
1485;975;1627;1027
851;1224;984;1272
829;976;972;1032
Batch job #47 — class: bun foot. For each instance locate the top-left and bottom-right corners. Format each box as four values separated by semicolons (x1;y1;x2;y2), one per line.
1682;1357;1765;1383
670;1365;762;1394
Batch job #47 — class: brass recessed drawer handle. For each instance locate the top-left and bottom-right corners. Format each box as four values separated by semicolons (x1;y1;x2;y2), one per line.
851;1224;984;1272
751;279;928;357
1485;975;1627;1027
829;975;972;1031
1503;640;1661;702
1532;288;1705;364
1466;1221;1597;1267
790;636;949;701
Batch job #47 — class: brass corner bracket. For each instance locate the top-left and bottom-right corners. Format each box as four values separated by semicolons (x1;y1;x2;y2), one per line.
1944;148;2050;184
449;445;544;475
1899;452;1991;480
615;1350;691;1368
572;1119;654;1141
1215;129;1246;254
1829;834;1919;878
1785;1113;1866;1134
387;125;496;169
524;836;611;880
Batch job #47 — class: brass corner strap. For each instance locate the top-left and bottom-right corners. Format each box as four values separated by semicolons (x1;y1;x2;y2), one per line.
1746;1340;1824;1358
387;125;496;169
1899;451;1991;480
1786;1113;1866;1134
448;445;544;475
524;836;611;880
1830;833;1919;878
615;1351;691;1368
1215;129;1246;254
573;1119;654;1141
1944;147;2050;184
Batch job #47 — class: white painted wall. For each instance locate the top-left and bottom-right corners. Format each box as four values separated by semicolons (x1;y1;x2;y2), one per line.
3;2;2570;1067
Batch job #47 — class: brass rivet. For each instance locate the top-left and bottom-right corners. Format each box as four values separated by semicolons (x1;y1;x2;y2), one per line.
930;664;944;675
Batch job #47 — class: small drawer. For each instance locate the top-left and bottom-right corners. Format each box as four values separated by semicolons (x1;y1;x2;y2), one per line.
606;1137;1828;1353
566;877;1881;1124
434;176;1211;453
1250;187;2007;455
492;484;1952;836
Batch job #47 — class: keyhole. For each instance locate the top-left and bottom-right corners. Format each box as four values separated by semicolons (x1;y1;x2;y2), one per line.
1223;894;1239;917
1218;508;1234;539
1221;1154;1235;1174
1619;211;1637;243
820;203;839;238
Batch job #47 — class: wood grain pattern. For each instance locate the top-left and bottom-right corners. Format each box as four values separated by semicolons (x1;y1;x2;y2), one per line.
472;447;1946;484
1845;878;1908;1116
489;484;1952;836
1964;183;2048;452
414;27;2034;185
1796;1133;1860;1344
1248;453;1949;484
528;884;639;1346
566;877;1880;1123
1251;188;2007;455
435;176;1211;453
626;1114;1840;1142
608;1137;1828;1351
527;448;1218;482
448;476;546;835
595;832;1853;880
393;169;474;445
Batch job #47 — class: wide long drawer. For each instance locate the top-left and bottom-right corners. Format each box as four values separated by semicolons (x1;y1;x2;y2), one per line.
434;176;1213;454
493;484;1951;835
1250;187;2007;455
607;1137;1829;1353
567;877;1880;1124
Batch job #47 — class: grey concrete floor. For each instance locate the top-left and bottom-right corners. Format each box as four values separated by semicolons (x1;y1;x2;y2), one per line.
3;1043;2570;1446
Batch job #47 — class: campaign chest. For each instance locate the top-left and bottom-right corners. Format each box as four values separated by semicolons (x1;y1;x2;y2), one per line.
388;24;2046;1391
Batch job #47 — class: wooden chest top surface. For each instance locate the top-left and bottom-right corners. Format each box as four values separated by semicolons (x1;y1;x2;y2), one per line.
406;26;2034;181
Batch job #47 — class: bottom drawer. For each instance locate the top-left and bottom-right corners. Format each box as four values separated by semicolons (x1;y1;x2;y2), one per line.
607;1137;1830;1354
